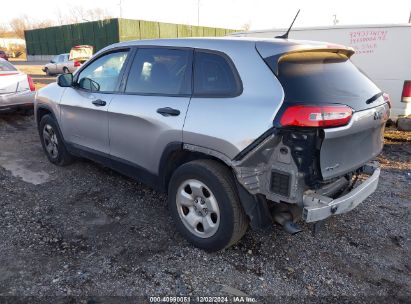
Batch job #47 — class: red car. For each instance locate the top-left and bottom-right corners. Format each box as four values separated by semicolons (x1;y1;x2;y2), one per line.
0;50;9;61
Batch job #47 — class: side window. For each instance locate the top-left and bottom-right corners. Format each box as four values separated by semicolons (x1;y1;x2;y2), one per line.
125;48;191;95
58;55;65;63
51;55;59;63
76;51;128;93
193;51;241;97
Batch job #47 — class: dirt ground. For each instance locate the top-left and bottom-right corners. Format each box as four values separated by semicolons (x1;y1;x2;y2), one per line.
0;111;410;303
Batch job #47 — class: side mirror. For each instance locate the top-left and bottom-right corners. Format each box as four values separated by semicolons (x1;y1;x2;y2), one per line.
57;73;73;87
50;60;55;63
78;77;100;92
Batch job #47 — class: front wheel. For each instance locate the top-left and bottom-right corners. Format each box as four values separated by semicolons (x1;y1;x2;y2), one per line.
38;114;73;166
168;159;248;252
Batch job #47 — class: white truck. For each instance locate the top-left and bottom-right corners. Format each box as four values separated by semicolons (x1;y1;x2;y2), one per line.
232;24;411;120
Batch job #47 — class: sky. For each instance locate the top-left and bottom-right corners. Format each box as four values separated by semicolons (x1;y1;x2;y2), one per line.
0;0;410;30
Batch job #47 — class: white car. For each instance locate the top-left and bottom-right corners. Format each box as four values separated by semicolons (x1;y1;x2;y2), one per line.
0;59;35;113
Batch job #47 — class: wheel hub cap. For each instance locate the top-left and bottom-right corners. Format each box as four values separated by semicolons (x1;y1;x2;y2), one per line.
176;179;220;238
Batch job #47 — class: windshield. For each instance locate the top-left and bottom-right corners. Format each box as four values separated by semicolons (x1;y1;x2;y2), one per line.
0;60;17;72
265;51;382;111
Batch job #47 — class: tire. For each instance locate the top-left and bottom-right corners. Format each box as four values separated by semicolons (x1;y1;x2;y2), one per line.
44;68;52;76
63;67;69;74
168;159;248;252
38;114;74;166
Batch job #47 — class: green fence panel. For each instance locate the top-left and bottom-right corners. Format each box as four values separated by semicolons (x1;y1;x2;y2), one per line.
24;30;32;55
55;27;65;54
140;20;160;39
61;25;73;53
215;28;226;37
32;30;41;55
71;23;83;47
24;19;239;55
45;27;55;55
93;21;108;51
191;26;204;37
81;22;96;49
119;19;140;42
177;24;191;37
38;28;47;54
105;19;119;45
203;27;216;37
159;23;178;38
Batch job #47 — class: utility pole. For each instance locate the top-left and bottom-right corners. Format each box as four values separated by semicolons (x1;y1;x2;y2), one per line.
119;0;123;18
333;14;339;26
197;0;200;26
408;10;411;23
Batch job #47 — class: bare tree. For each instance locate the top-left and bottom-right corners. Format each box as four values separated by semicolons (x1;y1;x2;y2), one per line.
241;22;252;32
65;6;113;23
10;15;56;38
0;24;10;37
9;16;30;38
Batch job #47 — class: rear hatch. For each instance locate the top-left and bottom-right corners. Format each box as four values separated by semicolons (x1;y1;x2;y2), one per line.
257;41;389;180
69;45;93;63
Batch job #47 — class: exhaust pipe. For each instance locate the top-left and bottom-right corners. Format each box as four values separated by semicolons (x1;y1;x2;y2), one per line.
273;212;302;235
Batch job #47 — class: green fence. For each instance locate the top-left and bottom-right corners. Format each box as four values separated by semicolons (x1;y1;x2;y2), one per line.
25;18;238;55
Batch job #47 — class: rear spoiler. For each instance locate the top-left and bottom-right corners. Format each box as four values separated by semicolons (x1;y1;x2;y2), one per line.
256;41;355;75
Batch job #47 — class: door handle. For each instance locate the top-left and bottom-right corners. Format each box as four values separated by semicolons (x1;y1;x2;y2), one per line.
157;107;180;117
92;99;106;107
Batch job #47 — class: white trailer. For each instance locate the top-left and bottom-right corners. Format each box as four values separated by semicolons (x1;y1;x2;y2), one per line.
232;24;411;119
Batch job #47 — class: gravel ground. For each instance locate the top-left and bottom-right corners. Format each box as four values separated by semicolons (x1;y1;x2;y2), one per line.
0;114;410;303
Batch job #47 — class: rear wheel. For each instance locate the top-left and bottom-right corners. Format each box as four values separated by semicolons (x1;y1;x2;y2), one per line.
39;114;73;166
168;159;248;251
63;67;69;74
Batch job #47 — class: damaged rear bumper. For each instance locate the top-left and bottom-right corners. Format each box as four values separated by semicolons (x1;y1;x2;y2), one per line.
302;162;380;223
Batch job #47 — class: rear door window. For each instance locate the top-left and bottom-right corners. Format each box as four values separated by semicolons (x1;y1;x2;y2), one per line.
193;50;242;97
125;48;191;95
266;51;382;111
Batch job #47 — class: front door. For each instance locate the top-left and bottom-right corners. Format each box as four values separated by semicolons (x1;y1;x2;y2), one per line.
108;47;192;174
59;50;130;157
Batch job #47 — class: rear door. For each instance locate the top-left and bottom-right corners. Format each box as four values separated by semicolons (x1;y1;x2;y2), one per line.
59;49;130;157
108;47;192;174
56;55;66;74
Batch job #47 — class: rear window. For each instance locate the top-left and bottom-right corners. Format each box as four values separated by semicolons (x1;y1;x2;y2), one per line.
265;51;382;111
193;51;242;97
0;60;17;72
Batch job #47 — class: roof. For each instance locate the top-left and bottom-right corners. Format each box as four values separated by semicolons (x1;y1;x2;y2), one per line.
103;36;337;53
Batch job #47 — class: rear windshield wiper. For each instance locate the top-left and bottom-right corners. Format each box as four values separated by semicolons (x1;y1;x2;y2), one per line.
366;92;383;105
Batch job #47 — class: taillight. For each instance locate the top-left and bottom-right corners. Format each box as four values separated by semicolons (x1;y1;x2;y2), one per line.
383;93;391;108
402;81;411;103
74;61;81;67
280;105;353;128
27;75;35;91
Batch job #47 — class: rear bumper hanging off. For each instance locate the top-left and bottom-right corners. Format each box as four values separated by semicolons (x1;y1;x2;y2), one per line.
302;162;380;223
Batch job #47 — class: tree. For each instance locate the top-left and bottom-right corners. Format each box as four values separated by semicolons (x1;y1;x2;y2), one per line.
241;22;251;32
9;15;56;38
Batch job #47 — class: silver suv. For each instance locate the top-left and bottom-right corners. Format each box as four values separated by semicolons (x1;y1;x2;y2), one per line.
35;38;390;251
